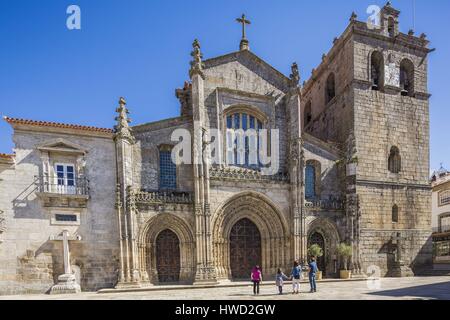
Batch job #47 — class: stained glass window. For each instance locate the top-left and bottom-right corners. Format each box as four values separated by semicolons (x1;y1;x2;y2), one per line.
226;112;263;168
159;150;176;190
305;165;316;200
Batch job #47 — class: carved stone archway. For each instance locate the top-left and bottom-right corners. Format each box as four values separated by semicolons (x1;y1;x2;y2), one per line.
212;192;289;280
307;218;341;277
138;213;195;285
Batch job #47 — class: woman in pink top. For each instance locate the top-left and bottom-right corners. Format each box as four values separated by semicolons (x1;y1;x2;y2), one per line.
251;265;262;295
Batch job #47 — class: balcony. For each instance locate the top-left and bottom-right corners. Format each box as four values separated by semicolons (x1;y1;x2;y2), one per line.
433;225;450;235
35;175;89;208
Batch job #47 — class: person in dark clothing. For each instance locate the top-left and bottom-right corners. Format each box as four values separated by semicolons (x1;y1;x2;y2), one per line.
308;257;318;293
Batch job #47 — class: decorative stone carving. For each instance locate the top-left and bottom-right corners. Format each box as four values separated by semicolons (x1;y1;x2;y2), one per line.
212;192;289;279
0;210;5;243
189;39;204;79
289;62;300;88
209;166;289;183
304;198;345;211
114;97;135;143
346;131;357;162
175;81;192;116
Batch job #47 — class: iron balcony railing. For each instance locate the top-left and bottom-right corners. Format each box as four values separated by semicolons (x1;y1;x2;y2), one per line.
35;175;90;196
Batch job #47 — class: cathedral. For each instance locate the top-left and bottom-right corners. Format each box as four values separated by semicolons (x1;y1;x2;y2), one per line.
0;3;433;294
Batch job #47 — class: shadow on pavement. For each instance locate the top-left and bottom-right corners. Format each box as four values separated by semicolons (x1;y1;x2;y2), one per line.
366;281;450;300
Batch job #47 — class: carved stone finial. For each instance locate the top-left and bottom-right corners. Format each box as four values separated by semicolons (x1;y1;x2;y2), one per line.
386;1;392;7
408;29;414;36
189;39;204;78
322;53;326;61
289;62;300;87
420;33;427;40
350;12;358;22
114;97;134;142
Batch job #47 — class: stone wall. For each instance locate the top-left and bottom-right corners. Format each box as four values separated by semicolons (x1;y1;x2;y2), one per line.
0;129;119;294
359;229;432;276
301;31;355;144
132;117;194;192
352;25;432;273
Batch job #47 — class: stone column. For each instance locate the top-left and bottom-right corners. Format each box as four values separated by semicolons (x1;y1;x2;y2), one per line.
345;131;364;277
113;97;141;288
190;39;217;284
286;63;304;264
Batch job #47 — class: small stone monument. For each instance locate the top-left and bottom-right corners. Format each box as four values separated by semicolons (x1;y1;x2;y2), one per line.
49;230;82;294
390;232;414;277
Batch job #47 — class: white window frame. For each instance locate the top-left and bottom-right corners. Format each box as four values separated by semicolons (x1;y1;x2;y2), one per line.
54;163;76;195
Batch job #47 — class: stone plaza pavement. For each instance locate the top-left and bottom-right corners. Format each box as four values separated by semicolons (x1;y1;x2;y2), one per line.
0;277;449;300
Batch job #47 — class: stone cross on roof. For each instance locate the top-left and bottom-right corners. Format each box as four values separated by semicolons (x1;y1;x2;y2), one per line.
236;14;251;51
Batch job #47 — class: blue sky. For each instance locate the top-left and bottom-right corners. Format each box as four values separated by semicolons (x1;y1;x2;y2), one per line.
0;0;449;172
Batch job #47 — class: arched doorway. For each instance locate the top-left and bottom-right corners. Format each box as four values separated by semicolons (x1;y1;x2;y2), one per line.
156;229;180;283
229;218;262;279
308;232;326;275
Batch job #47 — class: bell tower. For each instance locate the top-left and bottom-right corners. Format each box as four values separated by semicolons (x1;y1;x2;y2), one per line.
381;1;400;37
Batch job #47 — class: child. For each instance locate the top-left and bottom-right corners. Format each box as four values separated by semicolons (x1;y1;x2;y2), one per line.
275;268;289;295
290;260;302;294
251;265;262;295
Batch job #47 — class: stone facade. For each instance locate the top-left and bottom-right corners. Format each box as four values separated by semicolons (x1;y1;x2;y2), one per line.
0;3;433;294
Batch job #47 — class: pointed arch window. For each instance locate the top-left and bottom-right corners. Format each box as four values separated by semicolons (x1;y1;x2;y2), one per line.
392;205;399;223
388;146;401;174
305;160;321;201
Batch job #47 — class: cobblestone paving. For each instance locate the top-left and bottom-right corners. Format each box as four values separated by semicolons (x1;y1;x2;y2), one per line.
1;277;449;300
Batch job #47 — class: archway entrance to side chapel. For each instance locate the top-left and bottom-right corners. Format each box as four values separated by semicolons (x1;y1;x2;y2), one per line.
155;229;181;283
229;218;262;279
308;232;326;276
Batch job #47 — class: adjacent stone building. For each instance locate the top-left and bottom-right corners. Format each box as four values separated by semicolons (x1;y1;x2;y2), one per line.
0;3;433;294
